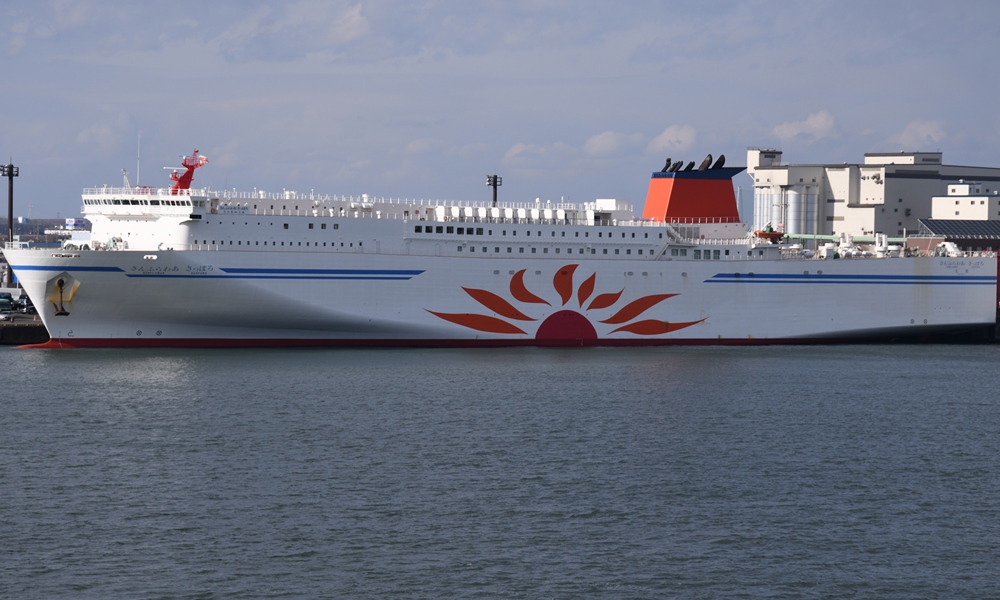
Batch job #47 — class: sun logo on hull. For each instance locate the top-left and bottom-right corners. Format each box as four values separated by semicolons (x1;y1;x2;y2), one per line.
427;264;705;340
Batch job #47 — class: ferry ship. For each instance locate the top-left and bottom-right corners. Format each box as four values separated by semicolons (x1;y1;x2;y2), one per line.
3;149;997;348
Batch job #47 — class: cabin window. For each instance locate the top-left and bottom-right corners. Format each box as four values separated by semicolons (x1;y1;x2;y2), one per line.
447;226;454;234
694;250;701;259
308;223;314;229
457;227;464;234
283;223;289;229
415;225;422;232
436;226;444;233
321;223;327;230
476;228;483;235
713;250;721;259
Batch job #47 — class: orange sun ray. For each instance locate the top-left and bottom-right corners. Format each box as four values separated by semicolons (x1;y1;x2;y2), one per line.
510;270;550;305
577;273;596;308
426;311;528;334
587;289;623;311
610;319;706;335
462;287;537;321
600;294;678;324
553;264;578;306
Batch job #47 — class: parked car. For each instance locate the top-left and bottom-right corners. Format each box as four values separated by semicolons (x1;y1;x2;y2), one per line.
0;310;14;321
17;294;35;314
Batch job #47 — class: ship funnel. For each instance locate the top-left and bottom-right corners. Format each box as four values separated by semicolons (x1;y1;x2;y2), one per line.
641;163;746;223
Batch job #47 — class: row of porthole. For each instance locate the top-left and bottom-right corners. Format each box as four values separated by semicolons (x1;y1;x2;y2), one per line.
194;240;361;248
415;224;659;240
460;246;655;255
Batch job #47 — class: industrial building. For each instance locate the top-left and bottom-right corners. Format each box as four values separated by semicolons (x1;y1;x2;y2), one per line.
746;149;1000;245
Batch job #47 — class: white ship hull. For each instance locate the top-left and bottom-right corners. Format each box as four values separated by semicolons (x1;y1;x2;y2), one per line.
4;151;997;347
5;247;996;347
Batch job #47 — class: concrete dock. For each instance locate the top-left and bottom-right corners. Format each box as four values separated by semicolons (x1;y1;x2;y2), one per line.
0;316;49;345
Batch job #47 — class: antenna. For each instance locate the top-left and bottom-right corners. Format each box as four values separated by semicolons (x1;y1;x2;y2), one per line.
136;131;142;187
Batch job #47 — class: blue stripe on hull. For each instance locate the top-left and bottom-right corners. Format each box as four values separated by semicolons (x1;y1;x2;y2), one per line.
707;273;995;285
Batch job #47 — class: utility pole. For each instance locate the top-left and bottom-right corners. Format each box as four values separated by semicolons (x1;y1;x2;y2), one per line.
486;174;502;207
1;162;18;287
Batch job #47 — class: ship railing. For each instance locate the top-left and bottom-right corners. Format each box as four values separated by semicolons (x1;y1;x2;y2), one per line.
84;186;200;196
204;203;671;228
206;189;581;211
664;217;742;225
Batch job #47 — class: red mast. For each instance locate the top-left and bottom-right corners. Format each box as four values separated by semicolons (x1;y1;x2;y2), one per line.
170;149;209;194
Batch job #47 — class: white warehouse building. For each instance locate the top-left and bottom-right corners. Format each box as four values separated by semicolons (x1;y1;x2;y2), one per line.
747;148;1000;243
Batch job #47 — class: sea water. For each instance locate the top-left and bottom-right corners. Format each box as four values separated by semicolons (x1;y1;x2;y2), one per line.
2;345;999;598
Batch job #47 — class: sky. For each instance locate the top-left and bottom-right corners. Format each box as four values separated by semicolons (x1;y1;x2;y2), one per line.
2;0;1000;218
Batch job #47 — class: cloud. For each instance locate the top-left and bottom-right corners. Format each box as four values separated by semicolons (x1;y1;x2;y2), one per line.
502;141;576;166
403;138;438;155
646;125;697;154
583;131;642;157
891;119;946;150
772;110;835;142
75;113;132;153
503;142;547;163
216;2;370;62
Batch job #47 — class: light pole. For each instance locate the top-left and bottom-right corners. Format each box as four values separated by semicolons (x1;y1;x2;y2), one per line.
486;174;502;207
1;162;18;287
